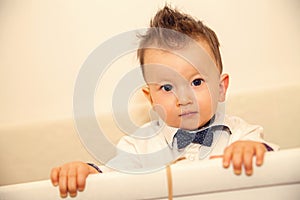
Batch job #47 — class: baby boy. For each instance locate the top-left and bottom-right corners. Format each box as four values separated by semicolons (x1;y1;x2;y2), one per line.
51;6;278;198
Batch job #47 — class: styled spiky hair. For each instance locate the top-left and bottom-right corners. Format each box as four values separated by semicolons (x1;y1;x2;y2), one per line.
137;5;223;72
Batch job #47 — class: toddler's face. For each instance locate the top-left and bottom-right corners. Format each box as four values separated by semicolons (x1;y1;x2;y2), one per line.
142;40;226;130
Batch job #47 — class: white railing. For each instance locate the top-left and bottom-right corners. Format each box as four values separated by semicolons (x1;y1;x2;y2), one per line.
1;148;300;200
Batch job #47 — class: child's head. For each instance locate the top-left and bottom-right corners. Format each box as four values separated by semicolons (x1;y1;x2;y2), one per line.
138;5;229;130
138;5;223;73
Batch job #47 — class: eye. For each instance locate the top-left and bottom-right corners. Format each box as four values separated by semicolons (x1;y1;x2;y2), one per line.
160;84;173;92
191;78;203;86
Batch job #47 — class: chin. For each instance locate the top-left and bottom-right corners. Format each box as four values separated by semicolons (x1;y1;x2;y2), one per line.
178;122;200;131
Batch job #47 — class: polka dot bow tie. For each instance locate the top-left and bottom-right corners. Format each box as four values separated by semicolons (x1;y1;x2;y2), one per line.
173;125;230;149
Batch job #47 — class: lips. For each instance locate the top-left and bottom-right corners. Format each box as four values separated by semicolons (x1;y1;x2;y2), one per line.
179;111;198;117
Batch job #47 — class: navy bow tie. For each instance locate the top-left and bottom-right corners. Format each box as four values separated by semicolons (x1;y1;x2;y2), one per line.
173;125;230;149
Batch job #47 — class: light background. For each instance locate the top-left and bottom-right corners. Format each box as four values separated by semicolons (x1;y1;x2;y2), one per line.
0;0;299;126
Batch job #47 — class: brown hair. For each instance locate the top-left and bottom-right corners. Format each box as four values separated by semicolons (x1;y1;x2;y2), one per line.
137;5;223;72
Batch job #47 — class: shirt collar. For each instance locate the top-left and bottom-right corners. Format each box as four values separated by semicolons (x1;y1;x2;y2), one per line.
158;107;229;147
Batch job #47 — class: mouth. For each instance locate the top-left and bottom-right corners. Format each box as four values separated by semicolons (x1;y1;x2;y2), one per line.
179;111;198;117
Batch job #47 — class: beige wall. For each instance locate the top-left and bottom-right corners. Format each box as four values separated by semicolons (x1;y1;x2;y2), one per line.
1;0;299;126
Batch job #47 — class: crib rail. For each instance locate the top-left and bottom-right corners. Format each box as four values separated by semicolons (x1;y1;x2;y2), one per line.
1;148;299;200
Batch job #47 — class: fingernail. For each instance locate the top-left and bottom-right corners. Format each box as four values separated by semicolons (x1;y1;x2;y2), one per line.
223;162;229;168
234;170;241;175
70;192;77;198
256;161;263;166
246;170;253;176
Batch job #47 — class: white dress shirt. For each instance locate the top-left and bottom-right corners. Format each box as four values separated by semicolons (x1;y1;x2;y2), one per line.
104;109;279;173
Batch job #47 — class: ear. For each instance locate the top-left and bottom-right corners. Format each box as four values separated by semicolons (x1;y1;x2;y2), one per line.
142;85;153;105
218;73;229;102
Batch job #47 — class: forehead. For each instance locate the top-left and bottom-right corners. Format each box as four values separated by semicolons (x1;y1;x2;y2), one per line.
143;51;201;83
145;38;218;65
142;40;219;80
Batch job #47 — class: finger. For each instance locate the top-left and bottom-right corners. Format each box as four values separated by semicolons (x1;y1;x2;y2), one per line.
50;167;60;186
67;167;78;198
77;165;89;192
243;148;254;176
59;168;68;198
209;155;223;159
256;144;266;166
231;147;243;175
222;146;233;168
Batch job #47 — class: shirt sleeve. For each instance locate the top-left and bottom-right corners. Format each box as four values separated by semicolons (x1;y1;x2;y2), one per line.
104;136;145;172
226;115;280;151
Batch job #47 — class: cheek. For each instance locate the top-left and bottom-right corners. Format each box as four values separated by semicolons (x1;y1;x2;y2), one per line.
196;89;215;116
152;104;167;121
206;82;220;103
152;103;178;125
151;94;177;120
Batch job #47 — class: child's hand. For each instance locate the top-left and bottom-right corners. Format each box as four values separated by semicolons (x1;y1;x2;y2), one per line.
50;161;99;198
210;141;267;176
222;141;266;175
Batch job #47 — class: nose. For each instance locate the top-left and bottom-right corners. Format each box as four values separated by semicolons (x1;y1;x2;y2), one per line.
176;87;194;106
